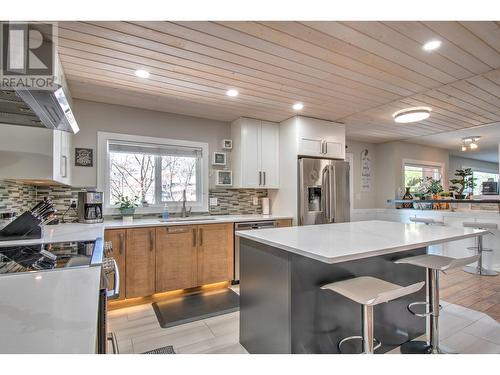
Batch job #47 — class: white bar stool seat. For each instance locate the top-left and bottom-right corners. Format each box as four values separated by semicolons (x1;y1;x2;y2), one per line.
409;217;444;226
395;254;480;354
321;276;424;354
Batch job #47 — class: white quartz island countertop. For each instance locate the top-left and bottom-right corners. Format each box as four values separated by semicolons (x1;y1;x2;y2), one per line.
236;220;488;264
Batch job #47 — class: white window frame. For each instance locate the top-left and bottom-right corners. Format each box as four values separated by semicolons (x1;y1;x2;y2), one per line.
97;131;209;215
402;159;445;190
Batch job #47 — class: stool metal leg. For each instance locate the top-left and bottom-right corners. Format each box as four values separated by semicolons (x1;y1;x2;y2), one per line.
400;269;433;354
428;269;440;353
338;304;381;354
362;305;374;354
463;236;498;276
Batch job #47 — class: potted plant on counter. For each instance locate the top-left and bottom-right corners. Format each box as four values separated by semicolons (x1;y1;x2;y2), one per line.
438;191;452;209
116;194;139;220
450;168;476;199
427;178;443;209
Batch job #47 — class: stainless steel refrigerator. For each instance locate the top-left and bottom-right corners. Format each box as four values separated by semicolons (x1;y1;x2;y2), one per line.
298;157;350;225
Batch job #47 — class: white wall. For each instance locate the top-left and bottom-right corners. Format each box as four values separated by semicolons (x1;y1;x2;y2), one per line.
71;99;230;188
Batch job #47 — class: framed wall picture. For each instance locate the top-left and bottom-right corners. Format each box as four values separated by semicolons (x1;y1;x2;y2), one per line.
222;139;233;150
75;148;93;167
213;152;226;166
216;170;232;186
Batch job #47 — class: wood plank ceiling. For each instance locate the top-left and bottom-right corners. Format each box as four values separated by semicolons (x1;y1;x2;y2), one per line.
57;21;500;143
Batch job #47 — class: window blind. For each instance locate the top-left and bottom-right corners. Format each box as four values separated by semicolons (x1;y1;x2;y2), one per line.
108;140;202;158
404;164;442;178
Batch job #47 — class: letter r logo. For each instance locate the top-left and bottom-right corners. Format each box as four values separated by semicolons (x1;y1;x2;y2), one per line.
1;22;54;76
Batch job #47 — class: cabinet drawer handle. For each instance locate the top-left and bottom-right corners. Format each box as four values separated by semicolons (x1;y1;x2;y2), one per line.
199;228;203;246
149;231;154;251
167;227;188;233
193;228;197;247
119;232;124;254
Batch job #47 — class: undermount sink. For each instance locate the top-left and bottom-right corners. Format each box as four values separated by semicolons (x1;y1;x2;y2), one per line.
159;217;216;222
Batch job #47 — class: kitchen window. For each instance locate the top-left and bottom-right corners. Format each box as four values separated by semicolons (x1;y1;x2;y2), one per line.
98;132;208;213
403;161;443;193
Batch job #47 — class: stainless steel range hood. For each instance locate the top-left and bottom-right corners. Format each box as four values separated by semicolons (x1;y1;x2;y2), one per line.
0;53;79;134
0;86;79;134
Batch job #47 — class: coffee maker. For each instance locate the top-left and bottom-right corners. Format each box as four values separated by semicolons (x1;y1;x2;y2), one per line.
77;191;104;223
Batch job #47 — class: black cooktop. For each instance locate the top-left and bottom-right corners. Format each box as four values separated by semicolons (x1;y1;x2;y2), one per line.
0;240;102;275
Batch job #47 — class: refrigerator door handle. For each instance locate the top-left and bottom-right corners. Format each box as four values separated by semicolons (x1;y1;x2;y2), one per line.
322;166;330;222
329;165;336;223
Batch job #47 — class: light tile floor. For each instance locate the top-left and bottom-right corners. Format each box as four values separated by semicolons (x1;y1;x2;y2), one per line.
108;286;500;354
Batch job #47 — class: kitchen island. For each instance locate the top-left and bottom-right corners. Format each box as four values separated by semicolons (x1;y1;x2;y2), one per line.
236;220;487;354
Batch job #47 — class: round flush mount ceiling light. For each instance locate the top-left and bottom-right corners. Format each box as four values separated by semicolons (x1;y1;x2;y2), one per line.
134;69;150;78
226;89;239;97
422;40;442;51
392;107;432;123
292;102;304;111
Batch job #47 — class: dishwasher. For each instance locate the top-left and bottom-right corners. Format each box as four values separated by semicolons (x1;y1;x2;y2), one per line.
234;220;277;282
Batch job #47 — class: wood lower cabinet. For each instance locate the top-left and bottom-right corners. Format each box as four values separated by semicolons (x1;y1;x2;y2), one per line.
126;227;156;298
276;218;293;228
197;223;234;285
156;226;198;293
104;229;127;300
106;220;263;301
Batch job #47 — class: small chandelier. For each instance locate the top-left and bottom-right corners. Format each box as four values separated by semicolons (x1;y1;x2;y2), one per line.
461;136;481;151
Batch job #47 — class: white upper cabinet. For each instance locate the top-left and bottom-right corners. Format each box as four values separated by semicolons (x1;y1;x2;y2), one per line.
52;129;72;185
295;116;345;159
231;118;279;189
0;124;72;185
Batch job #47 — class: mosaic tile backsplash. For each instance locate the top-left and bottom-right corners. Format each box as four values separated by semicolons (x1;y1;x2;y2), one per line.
0;180;268;220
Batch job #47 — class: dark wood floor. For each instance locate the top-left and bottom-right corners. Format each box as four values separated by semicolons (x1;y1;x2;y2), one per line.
441;267;500;322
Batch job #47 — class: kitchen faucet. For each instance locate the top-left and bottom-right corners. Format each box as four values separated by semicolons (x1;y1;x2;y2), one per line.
181;189;191;217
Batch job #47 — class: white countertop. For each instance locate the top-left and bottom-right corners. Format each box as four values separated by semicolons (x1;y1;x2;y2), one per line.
0;266;101;353
235;220;487;264
0;214;292;247
0;213;290;353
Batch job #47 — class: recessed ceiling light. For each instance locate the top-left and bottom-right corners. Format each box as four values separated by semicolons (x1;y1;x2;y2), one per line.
292;102;304;111
392;107;432;123
134;69;150;78
422;40;442;51
226;89;239;97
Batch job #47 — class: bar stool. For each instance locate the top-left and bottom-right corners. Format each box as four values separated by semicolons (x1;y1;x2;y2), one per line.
462;222;497;276
395;254;480;354
409;217;444;226
321;276;425;354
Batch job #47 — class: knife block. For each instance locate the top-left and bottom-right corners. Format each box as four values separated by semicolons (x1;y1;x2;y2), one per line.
0;211;42;241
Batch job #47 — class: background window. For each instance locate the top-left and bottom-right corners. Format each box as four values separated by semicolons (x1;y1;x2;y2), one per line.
471;170;499;195
404;163;442;193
